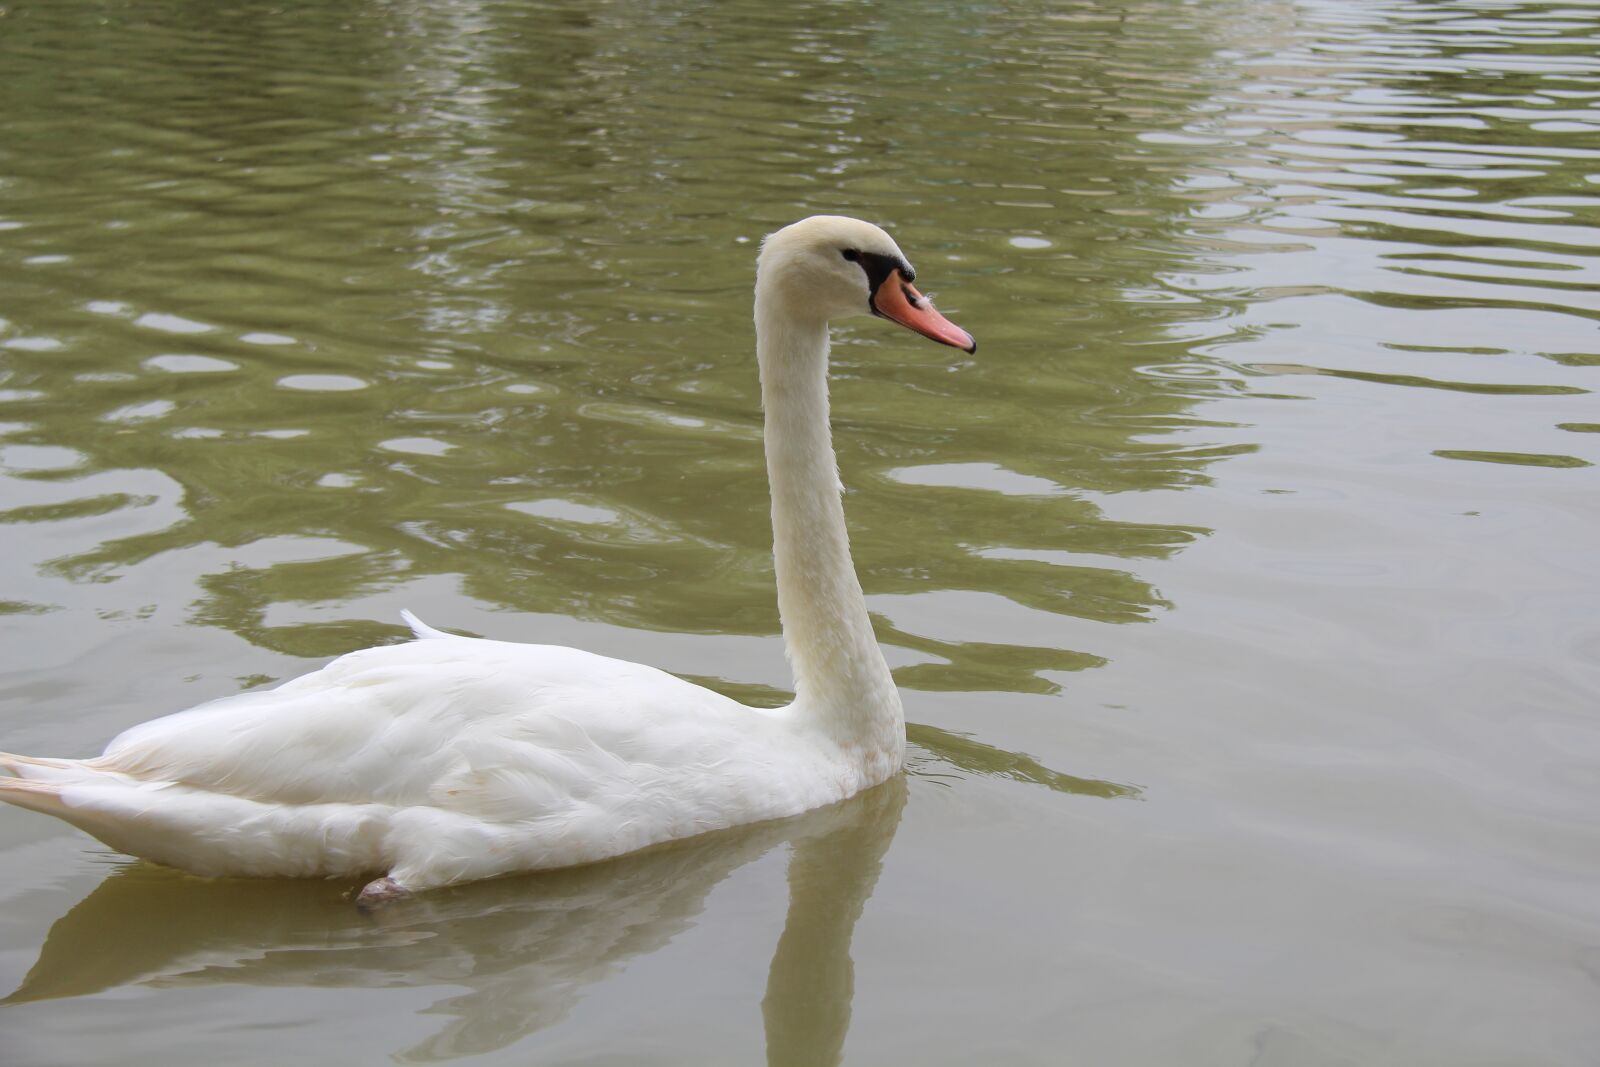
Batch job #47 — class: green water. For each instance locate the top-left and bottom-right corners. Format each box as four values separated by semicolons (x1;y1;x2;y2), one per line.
1;0;1597;1063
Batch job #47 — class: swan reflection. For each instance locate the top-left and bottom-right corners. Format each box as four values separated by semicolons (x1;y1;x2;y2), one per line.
5;727;1133;1064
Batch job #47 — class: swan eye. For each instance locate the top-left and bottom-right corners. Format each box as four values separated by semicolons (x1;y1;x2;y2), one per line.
840;248;860;262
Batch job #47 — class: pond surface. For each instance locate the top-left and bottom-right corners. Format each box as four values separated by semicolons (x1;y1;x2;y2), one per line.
1;0;1598;1063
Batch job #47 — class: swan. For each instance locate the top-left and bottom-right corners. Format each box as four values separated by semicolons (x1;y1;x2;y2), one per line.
0;215;975;905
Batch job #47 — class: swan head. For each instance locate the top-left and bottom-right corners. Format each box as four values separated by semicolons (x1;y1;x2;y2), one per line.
757;215;976;354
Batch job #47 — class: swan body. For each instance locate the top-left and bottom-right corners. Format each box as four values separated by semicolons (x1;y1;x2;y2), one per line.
0;215;975;901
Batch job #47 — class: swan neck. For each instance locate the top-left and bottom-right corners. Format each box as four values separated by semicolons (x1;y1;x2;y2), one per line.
754;296;902;758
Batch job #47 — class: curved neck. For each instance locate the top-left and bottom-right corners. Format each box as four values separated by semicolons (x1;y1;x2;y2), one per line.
754;291;902;754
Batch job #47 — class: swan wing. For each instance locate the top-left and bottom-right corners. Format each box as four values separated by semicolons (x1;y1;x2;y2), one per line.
94;632;779;811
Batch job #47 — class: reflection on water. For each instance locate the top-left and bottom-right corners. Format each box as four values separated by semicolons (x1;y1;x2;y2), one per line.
7;784;907;1064
907;723;1138;800
6;746;1130;1065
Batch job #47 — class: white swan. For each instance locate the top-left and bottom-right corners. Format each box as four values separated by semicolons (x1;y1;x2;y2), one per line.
0;215;975;904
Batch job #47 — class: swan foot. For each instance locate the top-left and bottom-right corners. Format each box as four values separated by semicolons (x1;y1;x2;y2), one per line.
355;876;412;910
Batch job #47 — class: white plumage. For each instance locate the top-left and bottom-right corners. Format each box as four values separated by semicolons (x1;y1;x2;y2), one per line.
0;215;975;903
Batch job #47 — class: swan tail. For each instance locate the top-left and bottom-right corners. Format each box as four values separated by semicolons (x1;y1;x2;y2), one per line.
400;609;456;641
0;772;169;855
0;752;85;782
0;775;72;818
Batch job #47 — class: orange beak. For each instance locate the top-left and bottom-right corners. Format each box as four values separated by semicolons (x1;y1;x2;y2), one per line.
870;273;976;354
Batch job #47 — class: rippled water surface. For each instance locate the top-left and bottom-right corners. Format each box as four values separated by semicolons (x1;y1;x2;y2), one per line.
2;1;1598;1063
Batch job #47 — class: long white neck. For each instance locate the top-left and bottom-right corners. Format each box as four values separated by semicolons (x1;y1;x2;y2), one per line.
754;286;903;763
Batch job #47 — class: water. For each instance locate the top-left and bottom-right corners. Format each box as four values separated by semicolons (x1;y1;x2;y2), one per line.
1;0;1597;1063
